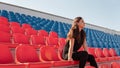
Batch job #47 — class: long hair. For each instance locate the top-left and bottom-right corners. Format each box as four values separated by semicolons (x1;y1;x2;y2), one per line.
66;17;86;43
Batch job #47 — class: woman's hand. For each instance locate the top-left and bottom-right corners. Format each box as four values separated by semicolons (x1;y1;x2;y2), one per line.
68;58;73;61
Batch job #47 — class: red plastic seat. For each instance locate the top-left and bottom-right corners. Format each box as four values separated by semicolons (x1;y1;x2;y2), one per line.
0;24;10;33
111;62;120;68
49;31;58;38
46;37;59;48
11;26;25;34
58;38;66;55
103;48;115;61
12;33;29;44
15;45;52;68
88;47;98;62
38;30;48;37
95;48;107;62
0;16;9;25
9;22;21;27
0;31;11;44
0;45;26;68
109;48;120;60
0;45;14;64
25;28;37;36
85;66;95;68
21;24;32;29
0;31;18;48
59;38;66;47
99;64;111;68
30;35;46;48
40;46;74;67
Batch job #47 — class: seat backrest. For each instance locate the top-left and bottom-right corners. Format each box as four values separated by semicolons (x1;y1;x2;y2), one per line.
22;24;32;29
95;48;105;58
46;37;58;47
40;46;60;61
0;24;10;33
0;16;8;25
85;66;96;68
109;48;117;56
25;28;37;36
59;38;66;47
15;45;40;63
38;30;48;37
103;48;111;57
0;45;14;64
99;64;110;68
11;26;25;34
0;31;11;43
58;38;66;53
111;62;120;68
9;22;20;27
31;35;46;45
13;33;29;44
49;31;58;38
88;47;97;58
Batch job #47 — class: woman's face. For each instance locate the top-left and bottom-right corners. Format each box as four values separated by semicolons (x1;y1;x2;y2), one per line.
78;19;85;29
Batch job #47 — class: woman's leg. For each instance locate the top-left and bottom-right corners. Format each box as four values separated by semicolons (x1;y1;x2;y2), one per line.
72;51;88;68
87;54;98;68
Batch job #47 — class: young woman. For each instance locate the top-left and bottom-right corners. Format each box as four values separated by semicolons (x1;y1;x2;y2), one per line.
62;17;98;68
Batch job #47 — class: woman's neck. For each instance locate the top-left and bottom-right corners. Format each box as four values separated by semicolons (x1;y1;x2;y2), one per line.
79;28;82;32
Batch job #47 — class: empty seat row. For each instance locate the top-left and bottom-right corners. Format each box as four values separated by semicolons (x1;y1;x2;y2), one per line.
0;31;65;48
88;47;120;62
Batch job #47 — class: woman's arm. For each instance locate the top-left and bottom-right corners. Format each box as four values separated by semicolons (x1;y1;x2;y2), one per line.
68;38;74;61
83;38;88;52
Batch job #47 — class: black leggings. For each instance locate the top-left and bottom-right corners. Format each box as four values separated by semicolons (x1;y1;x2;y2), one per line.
72;51;98;68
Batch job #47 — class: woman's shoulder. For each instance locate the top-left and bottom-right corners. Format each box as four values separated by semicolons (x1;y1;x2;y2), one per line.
66;37;75;41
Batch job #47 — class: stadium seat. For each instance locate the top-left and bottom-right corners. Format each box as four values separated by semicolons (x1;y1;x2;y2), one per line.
103;48;115;61
99;64;111;68
0;45;26;68
95;48;107;62
30;35;46;48
85;66;95;68
15;45;52;68
0;24;10;33
109;48;120;60
0;16;9;25
0;31;11;44
59;38;66;47
9;22;21;27
49;31;58;38
21;23;32;29
58;38;66;55
87;47;98;62
12;33;29;44
46;37;59;48
25;28;37;37
11;26;25;34
39;46;74;67
38;30;48;37
111;62;120;68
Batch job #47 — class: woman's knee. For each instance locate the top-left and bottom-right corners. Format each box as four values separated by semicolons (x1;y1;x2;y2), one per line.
89;54;95;59
80;51;88;56
83;51;88;54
